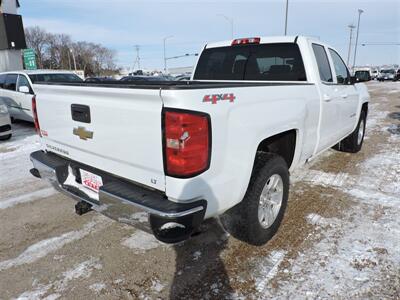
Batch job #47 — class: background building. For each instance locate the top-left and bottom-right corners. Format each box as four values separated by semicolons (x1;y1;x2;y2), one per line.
0;0;25;72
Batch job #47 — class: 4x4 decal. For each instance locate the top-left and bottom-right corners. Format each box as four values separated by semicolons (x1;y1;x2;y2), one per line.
203;93;236;104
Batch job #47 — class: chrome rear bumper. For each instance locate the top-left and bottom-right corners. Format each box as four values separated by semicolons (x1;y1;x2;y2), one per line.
30;150;207;243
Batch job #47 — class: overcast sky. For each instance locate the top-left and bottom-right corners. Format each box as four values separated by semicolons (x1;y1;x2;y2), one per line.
19;0;399;70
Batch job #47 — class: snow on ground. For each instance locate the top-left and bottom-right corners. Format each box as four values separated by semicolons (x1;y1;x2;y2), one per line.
16;258;103;300
0;127;46;199
256;85;400;298
0;187;56;210
121;230;163;252
89;282;107;294
255;250;287;294
150;279;165;293
0;216;110;271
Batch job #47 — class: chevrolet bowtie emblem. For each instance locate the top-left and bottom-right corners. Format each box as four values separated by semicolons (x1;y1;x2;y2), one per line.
73;127;93;140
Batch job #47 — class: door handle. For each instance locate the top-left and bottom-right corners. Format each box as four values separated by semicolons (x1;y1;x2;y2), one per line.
323;94;332;102
341;94;348;99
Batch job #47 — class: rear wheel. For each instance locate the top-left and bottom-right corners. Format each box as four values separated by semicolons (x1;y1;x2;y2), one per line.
220;152;289;246
334;110;366;153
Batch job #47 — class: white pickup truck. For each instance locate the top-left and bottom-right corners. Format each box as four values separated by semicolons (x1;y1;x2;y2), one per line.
29;36;369;245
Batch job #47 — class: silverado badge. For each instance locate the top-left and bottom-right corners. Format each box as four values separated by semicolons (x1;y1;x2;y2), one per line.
73;127;93;140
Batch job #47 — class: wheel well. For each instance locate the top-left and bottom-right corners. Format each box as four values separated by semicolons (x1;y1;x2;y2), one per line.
256;130;297;168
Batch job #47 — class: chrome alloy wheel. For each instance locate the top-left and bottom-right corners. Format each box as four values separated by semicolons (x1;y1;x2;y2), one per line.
358;119;365;145
258;174;283;229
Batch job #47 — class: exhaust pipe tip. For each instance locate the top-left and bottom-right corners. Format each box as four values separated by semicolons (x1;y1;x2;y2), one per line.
30;168;41;178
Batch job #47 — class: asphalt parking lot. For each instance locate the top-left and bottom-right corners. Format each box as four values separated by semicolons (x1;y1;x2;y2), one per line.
0;81;399;299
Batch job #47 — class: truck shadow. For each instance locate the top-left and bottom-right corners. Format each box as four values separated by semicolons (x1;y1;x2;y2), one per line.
169;178;234;299
170;218;234;299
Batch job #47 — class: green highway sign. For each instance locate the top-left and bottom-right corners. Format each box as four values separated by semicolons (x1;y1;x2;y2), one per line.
23;48;37;70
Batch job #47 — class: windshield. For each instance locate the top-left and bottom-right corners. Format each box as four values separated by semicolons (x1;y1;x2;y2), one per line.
193;43;307;81
29;73;83;83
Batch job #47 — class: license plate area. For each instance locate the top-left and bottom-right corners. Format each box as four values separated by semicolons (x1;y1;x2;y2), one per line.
80;169;103;193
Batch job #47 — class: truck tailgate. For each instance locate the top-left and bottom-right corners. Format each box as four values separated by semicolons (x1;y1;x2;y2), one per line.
34;84;165;191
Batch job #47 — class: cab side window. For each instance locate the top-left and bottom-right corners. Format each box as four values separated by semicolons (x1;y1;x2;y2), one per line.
0;74;6;89
329;49;350;84
312;44;333;83
4;74;18;91
17;75;32;93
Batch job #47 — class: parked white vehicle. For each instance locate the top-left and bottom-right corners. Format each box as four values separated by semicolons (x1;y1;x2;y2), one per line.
0;98;12;140
29;36;370;245
0;70;83;122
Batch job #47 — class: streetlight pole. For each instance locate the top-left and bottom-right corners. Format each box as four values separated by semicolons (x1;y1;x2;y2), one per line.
284;0;289;35
352;9;364;69
217;14;234;39
346;24;356;67
163;35;173;73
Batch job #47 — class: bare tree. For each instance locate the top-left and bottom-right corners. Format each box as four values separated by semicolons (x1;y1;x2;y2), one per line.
24;26;50;68
24;26;117;76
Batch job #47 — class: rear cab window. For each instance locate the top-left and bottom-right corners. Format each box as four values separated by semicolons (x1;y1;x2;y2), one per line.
193;43;307;81
312;44;333;83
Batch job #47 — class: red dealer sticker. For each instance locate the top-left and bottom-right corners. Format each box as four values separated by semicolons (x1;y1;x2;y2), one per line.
203;93;236;104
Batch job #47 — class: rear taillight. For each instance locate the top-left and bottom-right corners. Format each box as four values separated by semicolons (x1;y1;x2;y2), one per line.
164;109;211;177
32;96;41;137
231;37;260;45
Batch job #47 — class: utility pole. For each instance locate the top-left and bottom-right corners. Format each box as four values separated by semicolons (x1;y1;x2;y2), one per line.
163;35;173;73
133;45;141;70
352;9;364;70
217;14;234;39
346;24;356;67
284;0;289;35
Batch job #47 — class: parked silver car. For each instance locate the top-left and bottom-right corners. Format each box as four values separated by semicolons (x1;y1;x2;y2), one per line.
0;98;12;140
377;69;396;81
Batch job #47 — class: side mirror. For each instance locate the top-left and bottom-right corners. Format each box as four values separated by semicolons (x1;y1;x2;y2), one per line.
350;76;357;85
18;86;30;93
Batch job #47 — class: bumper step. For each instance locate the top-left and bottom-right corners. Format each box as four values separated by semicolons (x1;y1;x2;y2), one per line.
30;150;207;243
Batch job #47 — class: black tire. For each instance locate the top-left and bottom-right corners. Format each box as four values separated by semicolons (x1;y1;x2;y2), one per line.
220;152;289;246
334;110;366;153
0;134;12;141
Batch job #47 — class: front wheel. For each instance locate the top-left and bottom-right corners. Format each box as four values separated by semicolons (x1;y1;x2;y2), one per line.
220;153;289;246
334;110;366;153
